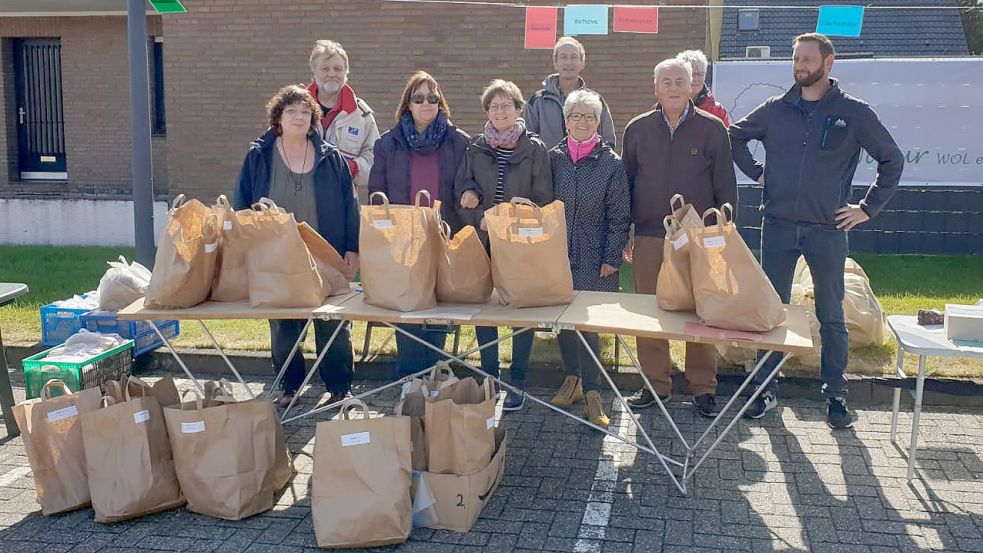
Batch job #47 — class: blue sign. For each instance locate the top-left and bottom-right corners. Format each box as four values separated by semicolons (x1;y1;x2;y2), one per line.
564;5;609;36
816;5;865;38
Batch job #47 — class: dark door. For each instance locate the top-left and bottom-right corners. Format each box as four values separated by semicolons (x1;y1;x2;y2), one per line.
13;38;66;179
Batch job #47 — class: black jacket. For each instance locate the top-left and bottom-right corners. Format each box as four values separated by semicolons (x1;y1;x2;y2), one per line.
729;79;904;226
234;129;359;254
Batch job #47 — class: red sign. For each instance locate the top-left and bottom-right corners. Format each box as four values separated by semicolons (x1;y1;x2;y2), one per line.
525;6;558;49
613;6;659;34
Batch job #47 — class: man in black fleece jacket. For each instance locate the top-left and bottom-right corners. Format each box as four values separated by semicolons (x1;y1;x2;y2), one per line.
729;33;904;429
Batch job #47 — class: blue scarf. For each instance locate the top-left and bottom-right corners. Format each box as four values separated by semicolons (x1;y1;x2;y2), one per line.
400;111;449;152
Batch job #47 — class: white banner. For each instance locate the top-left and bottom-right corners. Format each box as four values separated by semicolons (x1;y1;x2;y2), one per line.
713;58;983;187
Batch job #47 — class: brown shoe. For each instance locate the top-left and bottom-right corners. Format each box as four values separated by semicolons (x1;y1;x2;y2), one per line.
584;390;610;427
550;376;584;407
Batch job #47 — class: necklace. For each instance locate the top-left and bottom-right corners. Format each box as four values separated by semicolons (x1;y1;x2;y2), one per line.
278;137;309;192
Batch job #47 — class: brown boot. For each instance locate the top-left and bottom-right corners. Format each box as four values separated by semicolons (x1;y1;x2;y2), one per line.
550;376;584;407
584;390;610;427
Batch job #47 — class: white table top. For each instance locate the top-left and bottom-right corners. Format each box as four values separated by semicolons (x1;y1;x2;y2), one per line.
118;290;359;321
887;315;983;359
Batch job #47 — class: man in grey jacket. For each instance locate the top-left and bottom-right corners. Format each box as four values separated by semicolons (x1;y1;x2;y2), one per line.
729;33;904;428
524;36;616;148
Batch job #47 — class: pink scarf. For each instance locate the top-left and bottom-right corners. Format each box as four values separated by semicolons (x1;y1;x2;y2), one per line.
484;118;527;149
567;132;600;164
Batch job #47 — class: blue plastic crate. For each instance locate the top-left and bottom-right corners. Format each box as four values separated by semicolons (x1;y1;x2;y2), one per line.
40;292;97;346
133;320;180;357
82;311;165;339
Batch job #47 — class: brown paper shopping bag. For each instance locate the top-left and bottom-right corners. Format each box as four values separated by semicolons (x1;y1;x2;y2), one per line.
312;400;412;549
163;387;293;520
80;378;185;522
145;195;221;308
688;204;786;332
298;221;352;296
238;199;324;308
656;212;703;312
484;198;574;308
394;363;460;471
436;222;493;304
209;195;250;302
359;191;442;312
668;193;703;229
425;377;497;475
12;380;101;515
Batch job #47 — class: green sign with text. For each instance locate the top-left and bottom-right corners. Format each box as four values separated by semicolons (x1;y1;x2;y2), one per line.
149;0;187;14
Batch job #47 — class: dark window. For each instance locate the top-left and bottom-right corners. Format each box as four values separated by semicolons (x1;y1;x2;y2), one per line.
150;37;166;135
738;9;759;31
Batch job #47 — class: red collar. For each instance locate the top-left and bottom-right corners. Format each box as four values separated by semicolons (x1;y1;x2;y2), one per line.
307;81;357;114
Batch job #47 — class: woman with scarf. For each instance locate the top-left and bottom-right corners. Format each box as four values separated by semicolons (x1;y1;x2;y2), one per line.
546;89;630;427
368;71;470;376
455;79;553;411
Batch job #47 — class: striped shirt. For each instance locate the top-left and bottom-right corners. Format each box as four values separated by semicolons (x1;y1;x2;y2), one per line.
492;147;514;205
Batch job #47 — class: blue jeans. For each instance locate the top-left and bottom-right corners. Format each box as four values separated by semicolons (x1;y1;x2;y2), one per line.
558;330;601;391
475;326;534;384
755;218;849;398
270;319;353;395
394;324;448;377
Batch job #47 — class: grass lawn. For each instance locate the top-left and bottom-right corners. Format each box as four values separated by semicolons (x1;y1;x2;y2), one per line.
1;245;981;378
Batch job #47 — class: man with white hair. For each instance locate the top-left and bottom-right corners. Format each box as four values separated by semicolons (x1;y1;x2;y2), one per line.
676;49;732;126
524;36;616;148
307;39;380;196
623;58;737;417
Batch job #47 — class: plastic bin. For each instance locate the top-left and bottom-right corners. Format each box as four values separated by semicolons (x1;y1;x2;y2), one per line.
39;292;97;346
22;339;135;399
133;320;181;357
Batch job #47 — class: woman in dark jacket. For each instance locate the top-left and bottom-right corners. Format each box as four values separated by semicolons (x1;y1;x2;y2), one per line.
546;89;630;428
368;71;470;376
234;84;359;407
455;79;553;411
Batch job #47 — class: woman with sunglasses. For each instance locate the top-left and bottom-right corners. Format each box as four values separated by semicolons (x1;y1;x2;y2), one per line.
455;79;553;411
546;89;630;428
368;71;470;376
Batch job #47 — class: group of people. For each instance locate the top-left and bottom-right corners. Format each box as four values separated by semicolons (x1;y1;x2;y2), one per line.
234;32;904;431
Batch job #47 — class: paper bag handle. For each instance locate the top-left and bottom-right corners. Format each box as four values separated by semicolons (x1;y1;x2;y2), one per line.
509;197;544;227
702;207;726;231
124;377;153;401
414;189;433;208
482;377;495;402
340;398;370;420
428;361;454;383
100;395;116;408
439;220;452;241
41;379;72;401
211;378;236;403
720;203;734;225
103;380;124;402
368;192;393;220
669;194;686;213
663;215;681;236
215;194;231;209
170;193;187;211
180;388;204;411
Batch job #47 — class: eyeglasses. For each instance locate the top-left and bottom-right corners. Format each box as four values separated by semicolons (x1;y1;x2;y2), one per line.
411;94;441;105
487;103;516;113
568;113;597;122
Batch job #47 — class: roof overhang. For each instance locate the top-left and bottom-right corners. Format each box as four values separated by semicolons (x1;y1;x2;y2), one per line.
0;1;155;16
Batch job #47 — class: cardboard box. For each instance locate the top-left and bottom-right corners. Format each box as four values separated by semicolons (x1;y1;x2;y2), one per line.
945;304;983;347
412;427;507;532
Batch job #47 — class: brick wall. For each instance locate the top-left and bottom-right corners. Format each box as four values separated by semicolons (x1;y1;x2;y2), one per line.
163;0;707;200
0;16;167;198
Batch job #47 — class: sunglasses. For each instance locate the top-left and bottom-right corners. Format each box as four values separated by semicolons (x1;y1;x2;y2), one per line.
411;93;441;105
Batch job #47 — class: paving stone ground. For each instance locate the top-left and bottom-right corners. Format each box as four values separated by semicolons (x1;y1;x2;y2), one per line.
1;368;981;552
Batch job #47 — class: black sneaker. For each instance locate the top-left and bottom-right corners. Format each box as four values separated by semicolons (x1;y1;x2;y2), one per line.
502;390;525;411
693;394;718;418
827;397;854;429
626;388;670;410
743;390;777;419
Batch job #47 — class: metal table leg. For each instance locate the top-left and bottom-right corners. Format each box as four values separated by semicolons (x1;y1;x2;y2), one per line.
0;325;19;437
890;346;905;442
907;354;927;481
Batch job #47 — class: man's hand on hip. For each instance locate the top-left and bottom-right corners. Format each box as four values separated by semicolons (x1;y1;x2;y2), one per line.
835;204;870;231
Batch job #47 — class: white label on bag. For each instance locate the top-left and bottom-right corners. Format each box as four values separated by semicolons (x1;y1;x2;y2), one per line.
47;405;78;422
429;390;439;399
372;219;394;230
223;220;233;230
133;410;150;424
341;431;371;447
486;416;496;430
204;242;218;253
703;236;726;249
182;421;205;434
518;227;544;237
672;233;689;251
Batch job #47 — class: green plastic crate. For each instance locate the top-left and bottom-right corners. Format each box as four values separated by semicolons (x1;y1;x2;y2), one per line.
22;340;135;399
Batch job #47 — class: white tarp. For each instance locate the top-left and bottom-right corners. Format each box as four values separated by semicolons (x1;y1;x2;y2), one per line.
713;58;983;187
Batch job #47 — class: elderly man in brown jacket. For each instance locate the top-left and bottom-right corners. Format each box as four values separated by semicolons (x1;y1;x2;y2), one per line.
622;58;738;417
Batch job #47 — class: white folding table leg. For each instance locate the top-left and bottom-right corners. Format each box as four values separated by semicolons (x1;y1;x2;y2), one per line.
907;355;927;481
149;319;206;396
267;317;313;396
685;352;791;482
196;320;256;399
280;321;345;420
890;346;905;442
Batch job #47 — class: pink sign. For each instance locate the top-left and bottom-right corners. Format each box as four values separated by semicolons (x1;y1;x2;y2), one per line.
525;7;558;49
613;6;659;34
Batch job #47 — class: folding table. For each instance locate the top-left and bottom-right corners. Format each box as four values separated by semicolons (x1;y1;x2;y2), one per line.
0;282;29;437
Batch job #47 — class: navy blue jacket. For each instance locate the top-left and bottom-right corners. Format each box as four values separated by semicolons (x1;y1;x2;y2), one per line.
729;79;904;226
367;120;470;232
234;128;359;254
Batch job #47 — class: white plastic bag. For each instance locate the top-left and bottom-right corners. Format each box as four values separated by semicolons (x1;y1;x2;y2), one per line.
97;256;152;311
